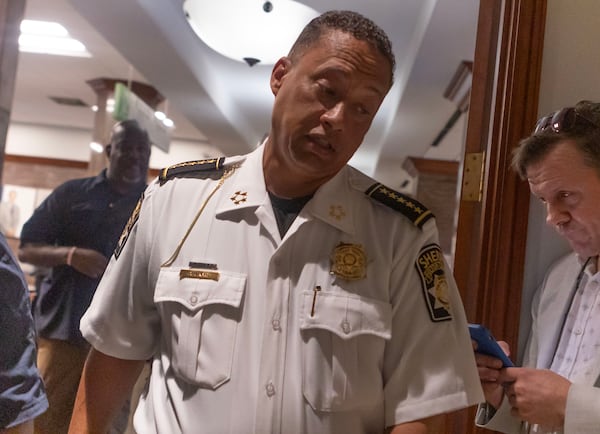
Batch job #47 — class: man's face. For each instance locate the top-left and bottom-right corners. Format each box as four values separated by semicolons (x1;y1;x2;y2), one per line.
107;127;151;187
267;30;392;185
527;140;600;257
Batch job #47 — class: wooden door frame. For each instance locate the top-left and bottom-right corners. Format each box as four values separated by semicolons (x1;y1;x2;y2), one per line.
446;1;547;433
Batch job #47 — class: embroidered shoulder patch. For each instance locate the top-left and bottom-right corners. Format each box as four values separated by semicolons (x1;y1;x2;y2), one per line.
114;194;143;259
159;157;225;185
365;183;434;229
414;244;452;322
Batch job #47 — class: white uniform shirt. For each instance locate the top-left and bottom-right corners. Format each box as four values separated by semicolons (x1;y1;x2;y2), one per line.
81;145;483;434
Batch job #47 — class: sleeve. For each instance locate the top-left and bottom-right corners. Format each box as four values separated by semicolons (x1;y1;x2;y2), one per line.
383;219;484;426
19;182;72;245
0;235;48;428
565;383;600;432
79;183;161;360
475;399;521;433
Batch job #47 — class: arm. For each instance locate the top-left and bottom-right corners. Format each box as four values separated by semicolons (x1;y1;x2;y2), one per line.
3;420;33;434
68;348;145;434
385;415;444;434
18;243;108;279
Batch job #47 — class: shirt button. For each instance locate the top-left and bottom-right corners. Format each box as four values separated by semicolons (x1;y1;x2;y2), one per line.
574;328;582;335
341;320;351;334
190;295;198;305
272;319;281;331
265;382;276;397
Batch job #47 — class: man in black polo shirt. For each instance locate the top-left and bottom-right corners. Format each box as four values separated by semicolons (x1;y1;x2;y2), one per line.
18;119;150;434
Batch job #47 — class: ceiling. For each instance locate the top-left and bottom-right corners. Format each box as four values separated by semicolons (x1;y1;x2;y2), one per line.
11;0;479;184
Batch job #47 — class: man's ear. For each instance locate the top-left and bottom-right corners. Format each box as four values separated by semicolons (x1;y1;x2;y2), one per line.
270;57;291;96
105;144;111;158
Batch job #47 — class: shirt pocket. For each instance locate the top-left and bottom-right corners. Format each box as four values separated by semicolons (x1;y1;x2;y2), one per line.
299;290;392;412
154;267;246;389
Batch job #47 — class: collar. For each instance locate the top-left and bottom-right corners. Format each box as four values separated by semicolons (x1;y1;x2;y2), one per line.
215;145;357;236
577;254;599;276
90;169;109;188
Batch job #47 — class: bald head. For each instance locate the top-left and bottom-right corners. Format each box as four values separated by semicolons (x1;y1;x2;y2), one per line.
106;119;151;192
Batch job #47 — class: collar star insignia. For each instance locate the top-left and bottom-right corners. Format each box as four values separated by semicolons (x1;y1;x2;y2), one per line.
230;191;247;205
329;205;346;221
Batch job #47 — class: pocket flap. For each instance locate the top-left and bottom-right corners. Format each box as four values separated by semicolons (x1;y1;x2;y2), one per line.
300;291;392;340
154;267;246;311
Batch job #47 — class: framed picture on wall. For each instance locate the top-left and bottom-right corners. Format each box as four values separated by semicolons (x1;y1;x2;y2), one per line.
0;184;37;239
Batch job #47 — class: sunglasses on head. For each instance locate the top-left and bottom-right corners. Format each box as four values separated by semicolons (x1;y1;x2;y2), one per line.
534;106;600;134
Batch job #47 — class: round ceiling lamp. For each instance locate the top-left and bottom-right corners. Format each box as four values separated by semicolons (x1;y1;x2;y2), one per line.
183;0;319;66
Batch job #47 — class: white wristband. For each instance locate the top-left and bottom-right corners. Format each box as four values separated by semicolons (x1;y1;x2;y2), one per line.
66;246;77;266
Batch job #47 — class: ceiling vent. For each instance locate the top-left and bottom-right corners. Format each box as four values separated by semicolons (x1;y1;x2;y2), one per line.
48;96;88;107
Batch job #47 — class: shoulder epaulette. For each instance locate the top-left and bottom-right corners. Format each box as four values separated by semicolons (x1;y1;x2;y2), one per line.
365;182;434;229
159;157;225;185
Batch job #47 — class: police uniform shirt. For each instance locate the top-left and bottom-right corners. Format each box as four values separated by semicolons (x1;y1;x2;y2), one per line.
81;145;483;434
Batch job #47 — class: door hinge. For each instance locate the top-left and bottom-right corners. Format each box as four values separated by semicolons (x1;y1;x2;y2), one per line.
461;152;485;202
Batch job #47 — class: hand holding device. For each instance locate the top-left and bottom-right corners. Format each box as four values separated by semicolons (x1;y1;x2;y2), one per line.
469;323;514;367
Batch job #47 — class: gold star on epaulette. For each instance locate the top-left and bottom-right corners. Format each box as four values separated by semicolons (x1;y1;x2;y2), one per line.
364;182;434;229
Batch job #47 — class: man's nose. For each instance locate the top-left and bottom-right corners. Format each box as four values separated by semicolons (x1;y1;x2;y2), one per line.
321;102;344;130
546;202;569;228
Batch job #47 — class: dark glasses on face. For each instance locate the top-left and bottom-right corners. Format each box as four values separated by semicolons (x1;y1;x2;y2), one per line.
534;107;600;134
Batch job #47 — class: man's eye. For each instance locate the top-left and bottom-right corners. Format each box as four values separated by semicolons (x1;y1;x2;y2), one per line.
356;105;370;116
318;83;336;97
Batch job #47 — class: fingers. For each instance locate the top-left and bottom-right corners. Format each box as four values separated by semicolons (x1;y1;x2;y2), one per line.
498;367;519;384
497;340;510;356
72;247;109;278
475;352;504;370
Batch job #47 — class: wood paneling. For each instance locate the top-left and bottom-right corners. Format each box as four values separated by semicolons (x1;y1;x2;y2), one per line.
2;154;161;190
2;155;89;189
446;1;547;433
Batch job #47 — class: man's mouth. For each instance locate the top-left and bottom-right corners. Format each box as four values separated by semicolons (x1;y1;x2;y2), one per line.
308;134;335;153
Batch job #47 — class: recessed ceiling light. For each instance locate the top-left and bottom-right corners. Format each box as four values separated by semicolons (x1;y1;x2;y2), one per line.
183;0;319;66
20;19;68;37
19;19;91;58
89;141;104;153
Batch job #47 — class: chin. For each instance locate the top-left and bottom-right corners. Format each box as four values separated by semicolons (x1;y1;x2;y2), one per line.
121;175;142;185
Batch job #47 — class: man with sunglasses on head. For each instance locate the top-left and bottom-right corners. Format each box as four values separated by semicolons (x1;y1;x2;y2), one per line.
475;100;600;433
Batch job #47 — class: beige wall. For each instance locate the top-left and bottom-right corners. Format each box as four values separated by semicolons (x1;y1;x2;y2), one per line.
6;122;224;170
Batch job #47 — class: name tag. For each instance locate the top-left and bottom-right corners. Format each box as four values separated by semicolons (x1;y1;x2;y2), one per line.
179;269;220;281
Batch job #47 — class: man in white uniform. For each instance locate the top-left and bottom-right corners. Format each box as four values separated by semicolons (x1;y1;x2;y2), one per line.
476;100;600;433
70;10;483;434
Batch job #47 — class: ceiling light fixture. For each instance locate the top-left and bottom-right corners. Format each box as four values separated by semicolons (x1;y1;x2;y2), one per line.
19;19;91;58
89;141;104;153
183;0;319;66
154;111;175;128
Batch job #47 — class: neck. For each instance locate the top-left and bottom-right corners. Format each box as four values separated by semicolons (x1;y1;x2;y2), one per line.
262;139;330;199
107;177;141;195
